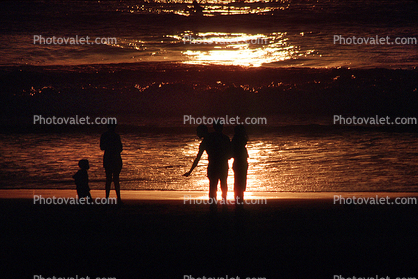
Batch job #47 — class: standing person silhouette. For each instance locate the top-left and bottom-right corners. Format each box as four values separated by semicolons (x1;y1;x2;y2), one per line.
184;122;231;204
100;123;123;204
231;125;249;205
191;0;203;16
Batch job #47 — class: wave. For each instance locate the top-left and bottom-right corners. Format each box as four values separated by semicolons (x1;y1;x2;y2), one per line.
1;63;417;129
1;0;417;68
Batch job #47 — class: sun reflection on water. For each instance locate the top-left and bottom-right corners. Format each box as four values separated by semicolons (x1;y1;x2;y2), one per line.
119;0;290;16
179;31;302;67
106;29;316;67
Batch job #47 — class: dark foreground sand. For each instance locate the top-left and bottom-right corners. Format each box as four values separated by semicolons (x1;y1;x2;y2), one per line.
2;191;418;279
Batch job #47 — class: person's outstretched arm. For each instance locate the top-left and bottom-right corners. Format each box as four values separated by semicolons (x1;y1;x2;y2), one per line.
183;143;205;177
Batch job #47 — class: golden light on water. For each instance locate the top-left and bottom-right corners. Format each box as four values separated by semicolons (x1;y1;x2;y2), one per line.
122;0;290;16
107;30;316;67
182;48;289;67
180;32;299;67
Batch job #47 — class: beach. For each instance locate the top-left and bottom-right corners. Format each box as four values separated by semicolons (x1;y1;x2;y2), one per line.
2;190;418;278
1;51;417;279
1;0;418;277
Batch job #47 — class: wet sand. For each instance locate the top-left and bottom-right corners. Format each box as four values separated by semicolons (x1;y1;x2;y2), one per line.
1;190;418;278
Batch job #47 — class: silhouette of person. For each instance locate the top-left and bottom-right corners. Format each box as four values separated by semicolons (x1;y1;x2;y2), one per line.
184;122;231;204
232;125;249;204
100;123;123;204
191;0;203;16
73;159;92;201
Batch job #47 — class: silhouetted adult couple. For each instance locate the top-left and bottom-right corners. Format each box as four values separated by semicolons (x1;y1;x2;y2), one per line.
184;122;249;205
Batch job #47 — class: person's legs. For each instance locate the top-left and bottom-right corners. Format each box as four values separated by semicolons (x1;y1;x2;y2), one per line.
236;190;244;205
82;190;93;203
208;165;218;203
239;190;244;200
208;176;218;212
234;162;247;205
209;177;218;202
219;163;229;203
220;175;228;202
113;171;122;202
234;188;242;205
233;168;239;202
240;168;247;203
105;170;113;199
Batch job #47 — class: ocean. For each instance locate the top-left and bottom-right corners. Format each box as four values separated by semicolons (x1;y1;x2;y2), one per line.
1;0;417;68
0;0;417;192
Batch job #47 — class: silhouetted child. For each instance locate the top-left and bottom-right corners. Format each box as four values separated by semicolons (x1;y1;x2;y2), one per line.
73;159;92;201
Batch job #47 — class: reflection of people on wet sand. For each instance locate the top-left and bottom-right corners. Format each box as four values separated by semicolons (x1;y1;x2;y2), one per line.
100;123;123;204
184;122;231;204
232;125;249;204
73;159;92;201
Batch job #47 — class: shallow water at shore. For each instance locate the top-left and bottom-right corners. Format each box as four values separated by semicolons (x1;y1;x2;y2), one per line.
1;127;417;192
